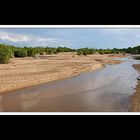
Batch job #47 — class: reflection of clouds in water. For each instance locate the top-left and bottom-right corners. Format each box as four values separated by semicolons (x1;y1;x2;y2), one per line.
0;105;3;111
0;96;3;112
22;100;39;110
81;73;109;91
0;60;139;112
82;62;139;100
0;96;2;102
0;96;4;111
21;91;40;99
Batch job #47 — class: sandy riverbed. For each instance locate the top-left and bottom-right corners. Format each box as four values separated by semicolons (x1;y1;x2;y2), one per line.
0;52;124;94
131;64;140;111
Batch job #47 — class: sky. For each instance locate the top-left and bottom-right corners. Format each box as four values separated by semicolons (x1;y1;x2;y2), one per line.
0;28;140;49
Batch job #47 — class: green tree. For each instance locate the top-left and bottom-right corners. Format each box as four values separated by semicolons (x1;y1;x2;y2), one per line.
77;47;96;56
27;48;36;57
14;49;27;57
98;49;104;55
0;45;12;64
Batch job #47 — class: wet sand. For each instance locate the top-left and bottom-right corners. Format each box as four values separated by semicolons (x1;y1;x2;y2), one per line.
131;64;140;111
0;53;123;94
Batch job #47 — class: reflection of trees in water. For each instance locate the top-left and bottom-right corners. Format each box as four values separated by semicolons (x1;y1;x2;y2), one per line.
0;91;40;112
0;93;23;112
22;100;39;111
0;96;3;111
0;59;138;112
133;56;140;60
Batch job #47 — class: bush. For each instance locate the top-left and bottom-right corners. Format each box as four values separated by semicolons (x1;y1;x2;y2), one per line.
56;47;73;52
27;48;36;57
77;48;96;56
0;45;12;64
98;49;104;55
77;50;83;55
40;52;44;55
46;48;54;55
14;49;27;57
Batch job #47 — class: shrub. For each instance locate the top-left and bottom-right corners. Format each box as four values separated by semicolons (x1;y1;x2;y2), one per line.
77;48;96;56
77;51;83;55
56;47;73;52
98;49;104;55
40;52;44;55
0;45;12;64
27;48;36;57
14;49;27;57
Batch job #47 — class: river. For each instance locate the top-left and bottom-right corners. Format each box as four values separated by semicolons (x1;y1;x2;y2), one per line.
0;57;140;112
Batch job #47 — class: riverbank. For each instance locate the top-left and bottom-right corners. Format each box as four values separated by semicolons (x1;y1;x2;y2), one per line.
131;64;140;111
0;53;124;94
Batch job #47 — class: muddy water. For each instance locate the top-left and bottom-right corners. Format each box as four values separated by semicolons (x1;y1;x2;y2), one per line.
0;58;139;112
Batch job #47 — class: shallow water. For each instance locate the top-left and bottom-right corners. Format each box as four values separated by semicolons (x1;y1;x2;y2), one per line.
112;57;132;61
0;58;139;112
131;55;140;60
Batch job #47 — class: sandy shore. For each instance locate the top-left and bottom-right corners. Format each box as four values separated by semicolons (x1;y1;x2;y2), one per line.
0;52;124;94
131;64;140;111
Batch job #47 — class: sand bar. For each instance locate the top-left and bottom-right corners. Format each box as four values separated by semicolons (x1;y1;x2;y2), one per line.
0;52;124;94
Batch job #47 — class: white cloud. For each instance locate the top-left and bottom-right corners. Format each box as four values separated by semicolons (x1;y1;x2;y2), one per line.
102;29;130;35
0;31;31;42
0;31;72;47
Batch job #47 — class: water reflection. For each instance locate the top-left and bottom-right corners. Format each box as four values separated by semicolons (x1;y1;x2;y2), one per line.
0;58;139;112
130;55;140;60
22;100;39;111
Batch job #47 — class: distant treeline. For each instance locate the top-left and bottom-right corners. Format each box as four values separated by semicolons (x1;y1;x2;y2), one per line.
1;44;140;64
77;46;140;55
0;44;75;64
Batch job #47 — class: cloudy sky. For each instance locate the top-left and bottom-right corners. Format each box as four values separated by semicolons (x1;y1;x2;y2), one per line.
0;28;140;49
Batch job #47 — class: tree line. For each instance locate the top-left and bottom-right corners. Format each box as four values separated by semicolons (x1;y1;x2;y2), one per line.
1;44;140;64
77;46;140;55
0;44;75;64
